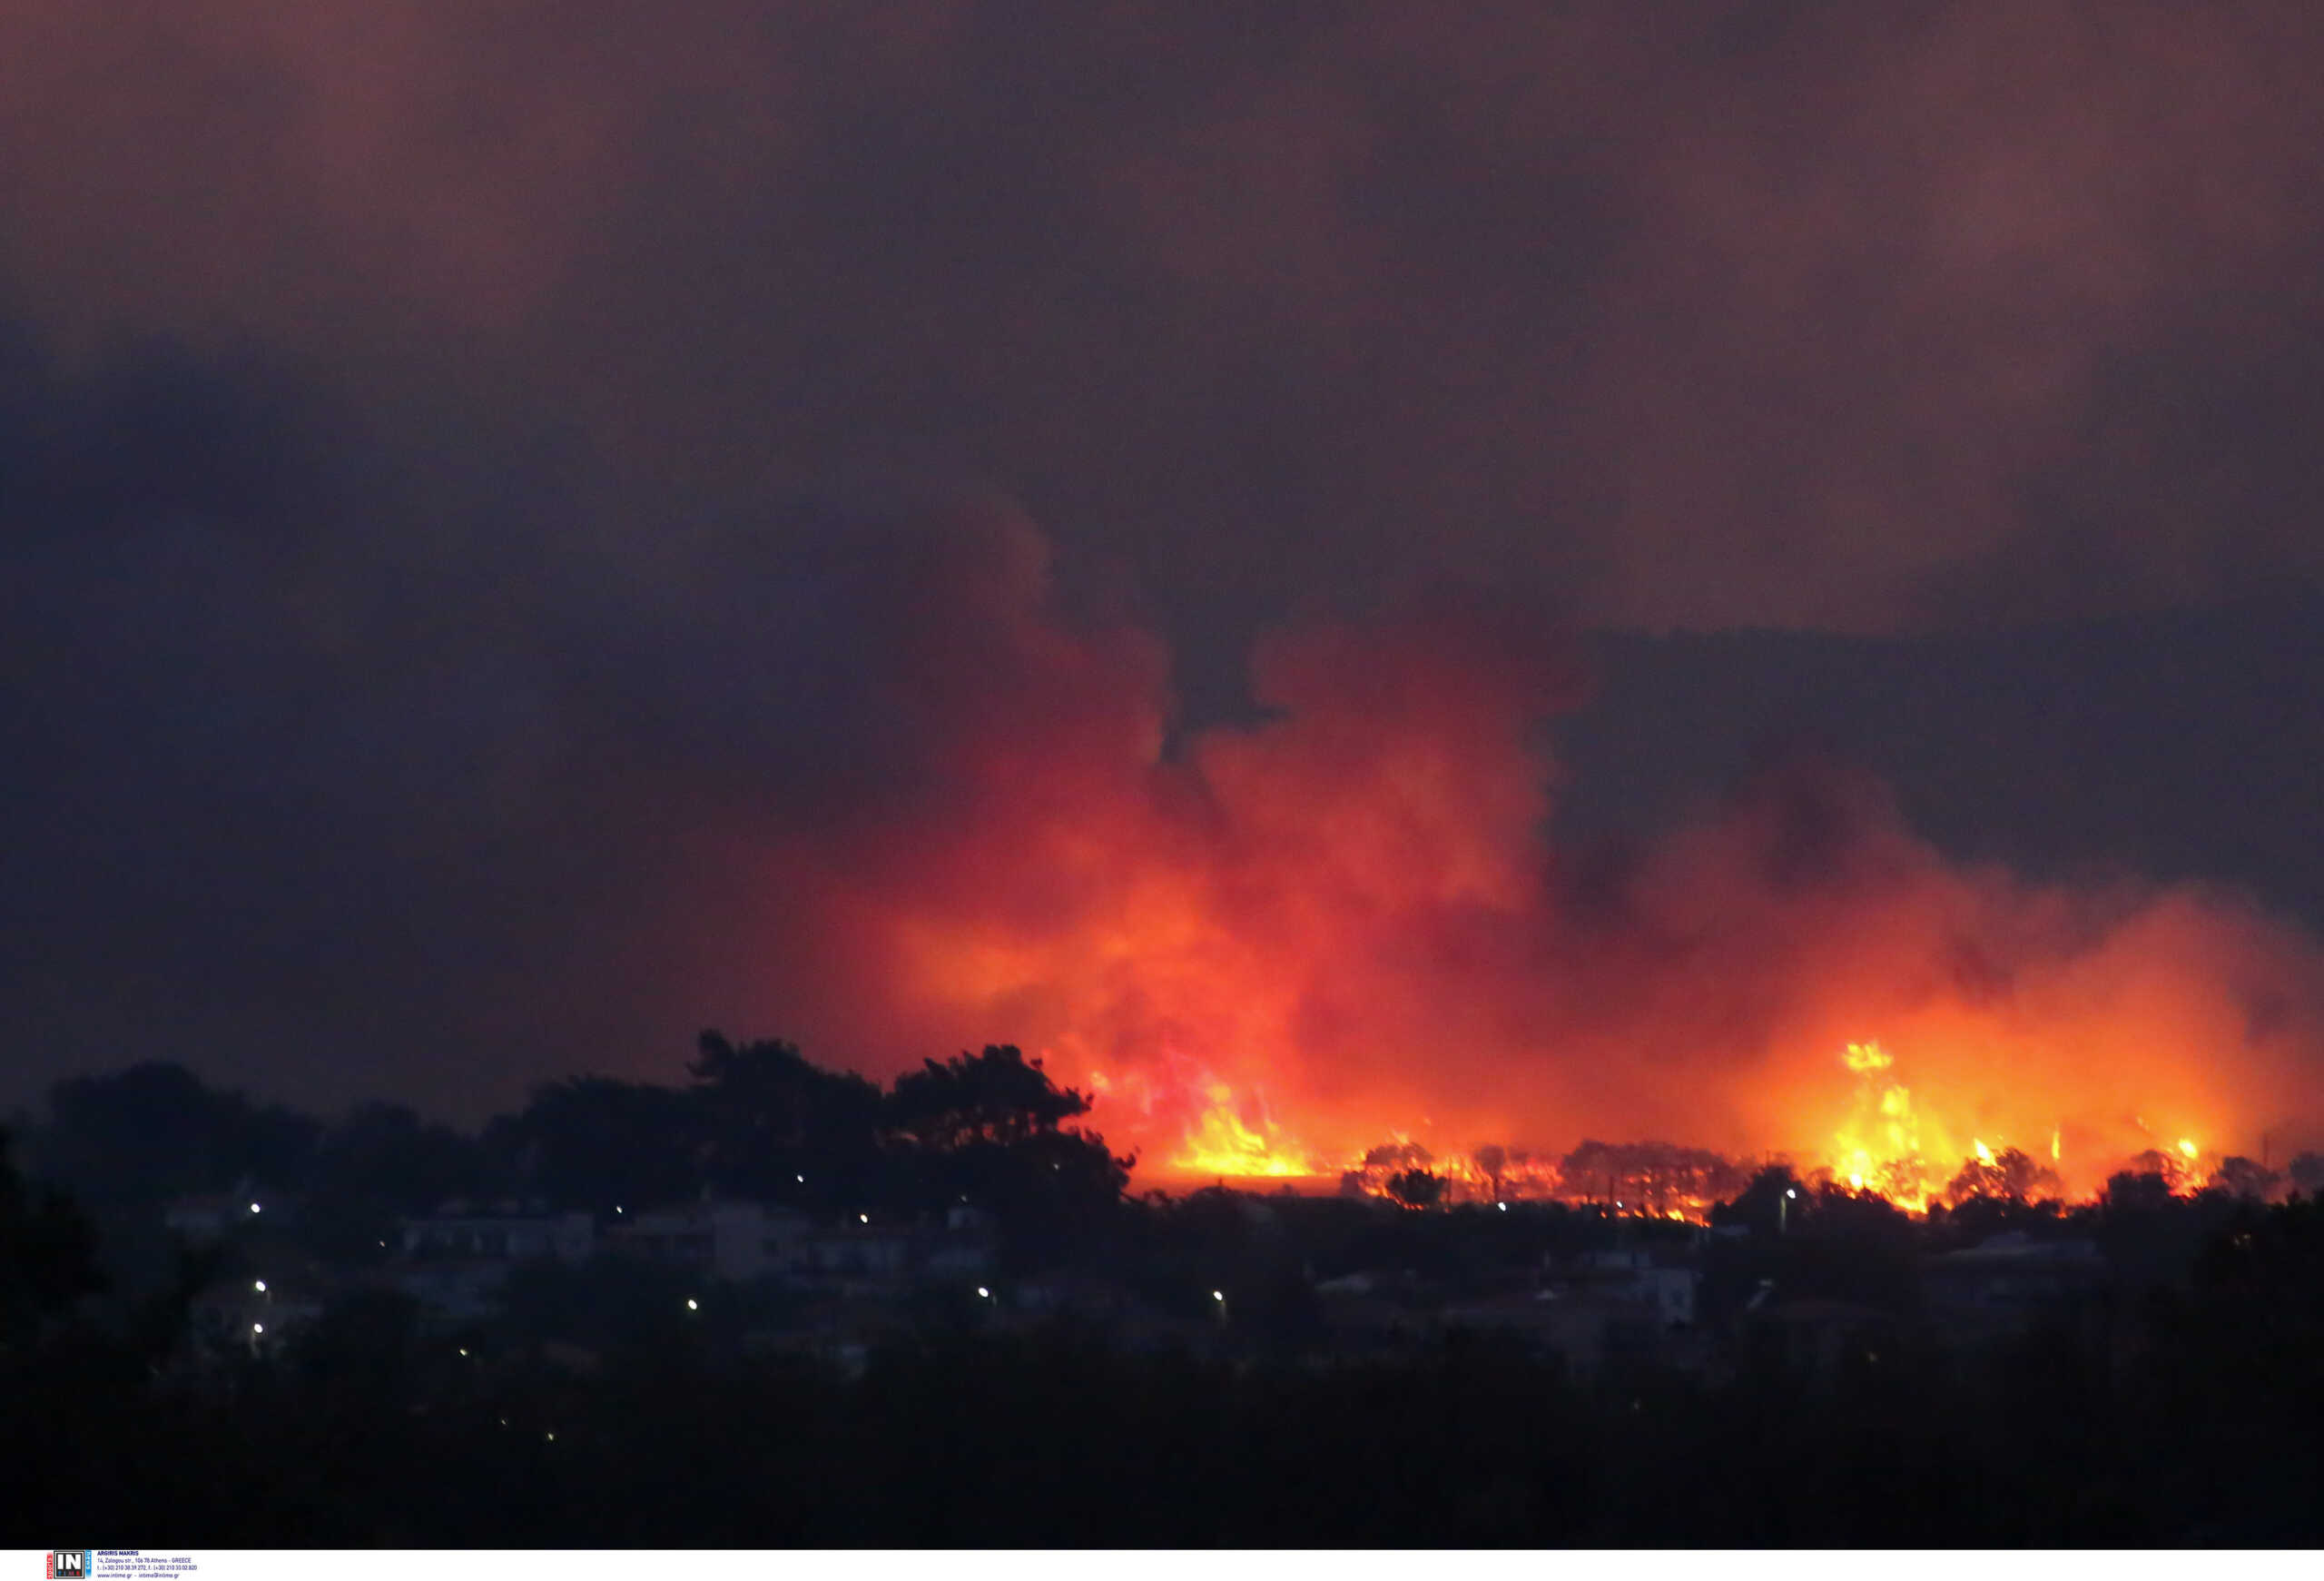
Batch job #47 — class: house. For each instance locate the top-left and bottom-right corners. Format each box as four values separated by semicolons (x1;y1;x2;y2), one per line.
1011;1271;1135;1319
604;1202;811;1284
804;1220;917;1282
1561;1246;1702;1327
1922;1232;2108;1344
924;1204;999;1280
389;1260;513;1327
399;1209;595;1265
163;1192;279;1241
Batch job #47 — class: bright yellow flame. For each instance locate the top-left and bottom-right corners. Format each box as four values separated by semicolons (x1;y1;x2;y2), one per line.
1829;1042;1942;1210
1973;1139;1995;1166
2177;1138;2199;1160
1844;1042;1895;1074
1171;1102;1313;1179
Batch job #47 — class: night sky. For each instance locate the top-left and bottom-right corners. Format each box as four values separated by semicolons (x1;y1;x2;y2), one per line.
6;3;2324;1143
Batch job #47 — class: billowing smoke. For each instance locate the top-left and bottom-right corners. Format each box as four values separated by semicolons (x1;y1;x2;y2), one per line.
672;507;2324;1191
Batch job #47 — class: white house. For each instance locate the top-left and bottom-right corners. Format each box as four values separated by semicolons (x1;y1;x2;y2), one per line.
399;1209;595;1264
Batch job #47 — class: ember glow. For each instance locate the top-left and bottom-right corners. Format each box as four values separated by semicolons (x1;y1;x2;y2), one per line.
720;516;2324;1212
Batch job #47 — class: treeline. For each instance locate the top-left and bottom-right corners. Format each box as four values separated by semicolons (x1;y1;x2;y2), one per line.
17;1034;1128;1254
1358;1131;2319;1218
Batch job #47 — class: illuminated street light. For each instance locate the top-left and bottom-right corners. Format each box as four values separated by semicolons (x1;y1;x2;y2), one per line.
796;1174;805;1183
859;1212;869;1224
976;1287;990;1299
685;1298;699;1311
1212;1290;1224;1302
1497;1202;1508;1212
249;1201;261;1215
253;1280;267;1293
251;1322;264;1335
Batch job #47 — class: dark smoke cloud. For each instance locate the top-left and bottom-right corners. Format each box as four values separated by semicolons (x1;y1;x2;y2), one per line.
4;3;2323;630
6;4;2324;1141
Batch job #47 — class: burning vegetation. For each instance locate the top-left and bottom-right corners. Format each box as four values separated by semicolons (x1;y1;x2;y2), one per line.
703;513;2324;1217
1156;1039;2280;1220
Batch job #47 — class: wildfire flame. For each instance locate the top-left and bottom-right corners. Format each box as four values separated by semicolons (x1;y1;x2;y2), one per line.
720;518;2324;1213
1146;1039;2238;1216
1172;1101;1313;1179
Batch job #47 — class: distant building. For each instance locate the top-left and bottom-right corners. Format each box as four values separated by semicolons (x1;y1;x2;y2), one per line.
164;1192;284;1241
805;1220;916;1282
606;1202;812;1284
399;1209;595;1265
1922;1232;2108;1343
1565;1246;1701;1327
390;1261;512;1327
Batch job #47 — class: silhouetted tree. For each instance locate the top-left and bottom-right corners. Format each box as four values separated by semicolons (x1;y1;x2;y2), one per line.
2127;1149;2189;1191
2103;1170;2177;1214
1713;1162;1802;1234
2208;1155;2281;1203
1385;1170;1444;1210
691;1032;882;1206
0;1130;103;1346
313;1102;488;1212
2285;1151;2324;1198
1559;1139;1742;1214
875;1046;1128;1259
1473;1144;1508;1201
486;1077;703;1213
1944;1146;2061;1207
42;1062;319;1205
883;1045;1091;1150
